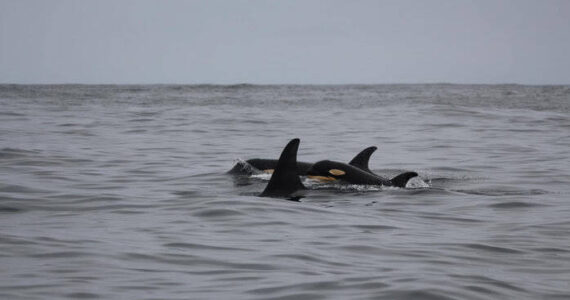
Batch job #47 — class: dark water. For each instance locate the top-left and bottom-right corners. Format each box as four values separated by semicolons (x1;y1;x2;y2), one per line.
1;84;569;299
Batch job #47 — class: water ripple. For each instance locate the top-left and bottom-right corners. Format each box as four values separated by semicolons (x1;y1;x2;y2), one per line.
1;84;569;299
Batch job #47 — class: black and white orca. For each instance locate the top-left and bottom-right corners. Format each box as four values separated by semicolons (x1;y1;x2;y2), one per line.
306;144;417;188
258;139;418;198
306;160;418;188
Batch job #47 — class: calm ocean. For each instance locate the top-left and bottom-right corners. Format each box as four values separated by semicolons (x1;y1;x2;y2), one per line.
1;84;569;299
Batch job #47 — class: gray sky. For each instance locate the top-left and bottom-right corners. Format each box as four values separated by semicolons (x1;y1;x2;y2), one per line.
1;0;569;84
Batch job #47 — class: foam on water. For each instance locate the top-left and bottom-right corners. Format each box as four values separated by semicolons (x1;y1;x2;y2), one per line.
405;176;430;188
250;173;272;180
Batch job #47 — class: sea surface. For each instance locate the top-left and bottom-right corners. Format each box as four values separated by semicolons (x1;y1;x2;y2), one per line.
1;84;569;300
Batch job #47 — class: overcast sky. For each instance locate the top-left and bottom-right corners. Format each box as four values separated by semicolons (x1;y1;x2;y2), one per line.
1;0;569;84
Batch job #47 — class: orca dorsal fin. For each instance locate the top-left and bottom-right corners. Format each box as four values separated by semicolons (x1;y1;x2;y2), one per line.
260;138;305;198
348;146;377;174
390;172;418;188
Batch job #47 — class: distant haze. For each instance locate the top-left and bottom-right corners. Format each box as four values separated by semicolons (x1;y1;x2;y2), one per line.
1;0;569;84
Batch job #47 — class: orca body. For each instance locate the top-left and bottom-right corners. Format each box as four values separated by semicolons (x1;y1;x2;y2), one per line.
260;138;305;198
307;160;418;188
228;146;378;176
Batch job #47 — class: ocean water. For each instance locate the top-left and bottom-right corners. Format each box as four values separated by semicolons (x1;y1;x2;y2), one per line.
1;84;569;300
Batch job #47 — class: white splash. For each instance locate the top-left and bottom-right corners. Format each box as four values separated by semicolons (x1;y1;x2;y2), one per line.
406;176;430;188
250;173;272;180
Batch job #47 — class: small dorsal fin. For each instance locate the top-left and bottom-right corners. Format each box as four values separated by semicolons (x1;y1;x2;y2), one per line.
348;146;377;174
390;172;418;188
260;139;305;198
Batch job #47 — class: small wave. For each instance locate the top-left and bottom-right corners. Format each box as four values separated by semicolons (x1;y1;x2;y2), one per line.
454;188;549;196
72;196;123;204
268;254;352;268
0;147;40;159
171;190;202;197
163;242;248;251
487;201;545;209
28;251;92;258
0;184;51;194
379;289;459;300
0;206;22;213
192;208;245;218
351;224;400;231
0;111;26;117
430;166;472;173
243;119;268;124
123;129;148;134
451;274;528;292
128;118;154;123
423;178;462;188
65;292;101;299
530;247;569;253
420;215;485;224
462;243;525;254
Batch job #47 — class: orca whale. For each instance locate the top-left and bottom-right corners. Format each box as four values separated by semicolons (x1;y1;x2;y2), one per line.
256;138;418;198
259;138;305;198
306;160;418;188
228;146;378;176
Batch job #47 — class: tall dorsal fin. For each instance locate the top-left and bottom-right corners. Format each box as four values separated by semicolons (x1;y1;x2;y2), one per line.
348;146;377;174
260;139;305;198
390;172;418;188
